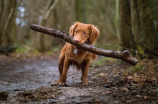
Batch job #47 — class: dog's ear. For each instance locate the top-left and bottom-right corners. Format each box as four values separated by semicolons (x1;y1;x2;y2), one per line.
89;25;99;44
69;22;79;36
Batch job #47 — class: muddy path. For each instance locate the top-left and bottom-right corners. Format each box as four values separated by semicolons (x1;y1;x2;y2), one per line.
0;55;114;104
0;55;157;104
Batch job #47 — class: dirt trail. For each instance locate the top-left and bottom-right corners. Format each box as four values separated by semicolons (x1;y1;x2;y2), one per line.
0;56;115;103
0;55;157;104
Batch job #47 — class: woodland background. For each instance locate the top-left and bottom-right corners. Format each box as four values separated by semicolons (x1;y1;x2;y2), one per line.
0;0;158;59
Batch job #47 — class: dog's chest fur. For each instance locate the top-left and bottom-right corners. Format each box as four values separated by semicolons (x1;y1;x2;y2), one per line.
66;48;88;63
64;44;92;69
66;51;89;70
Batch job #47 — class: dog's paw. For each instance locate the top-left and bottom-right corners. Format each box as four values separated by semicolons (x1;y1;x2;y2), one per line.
58;82;67;86
51;81;67;86
82;82;89;86
51;82;59;86
88;81;93;84
82;81;93;86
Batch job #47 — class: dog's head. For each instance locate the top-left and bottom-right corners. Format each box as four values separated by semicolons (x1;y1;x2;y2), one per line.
69;22;99;45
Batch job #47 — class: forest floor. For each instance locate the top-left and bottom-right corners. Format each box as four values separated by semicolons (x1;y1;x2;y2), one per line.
0;52;158;104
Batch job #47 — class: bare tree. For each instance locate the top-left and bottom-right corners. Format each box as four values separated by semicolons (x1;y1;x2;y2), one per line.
138;0;155;45
119;0;137;56
115;0;120;41
76;0;87;23
0;0;16;47
131;0;142;45
137;0;157;58
37;0;59;52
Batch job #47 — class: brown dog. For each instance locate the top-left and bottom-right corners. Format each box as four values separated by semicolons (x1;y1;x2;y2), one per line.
55;22;99;85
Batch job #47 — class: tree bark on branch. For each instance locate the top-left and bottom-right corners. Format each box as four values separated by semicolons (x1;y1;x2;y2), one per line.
30;24;138;66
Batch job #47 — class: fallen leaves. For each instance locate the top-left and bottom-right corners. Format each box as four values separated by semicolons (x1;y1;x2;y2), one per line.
0;81;9;85
103;78;108;83
105;90;111;94
99;73;106;77
121;87;129;92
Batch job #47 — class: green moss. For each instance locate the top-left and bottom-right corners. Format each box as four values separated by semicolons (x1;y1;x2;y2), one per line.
138;46;144;54
53;47;59;52
95;73;100;76
47;51;53;55
15;47;28;54
32;49;41;55
91;57;108;66
91;57;115;66
89;68;94;70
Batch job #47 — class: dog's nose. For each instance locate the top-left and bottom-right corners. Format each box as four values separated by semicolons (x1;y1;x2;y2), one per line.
74;39;79;43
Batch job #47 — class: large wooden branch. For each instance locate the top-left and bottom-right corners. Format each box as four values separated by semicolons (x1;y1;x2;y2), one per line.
30;24;138;66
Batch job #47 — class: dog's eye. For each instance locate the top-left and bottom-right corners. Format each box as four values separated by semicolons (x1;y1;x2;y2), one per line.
76;31;78;33
83;32;86;35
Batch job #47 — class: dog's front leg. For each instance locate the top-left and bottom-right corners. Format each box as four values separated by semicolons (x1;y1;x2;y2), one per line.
81;60;91;85
58;57;70;86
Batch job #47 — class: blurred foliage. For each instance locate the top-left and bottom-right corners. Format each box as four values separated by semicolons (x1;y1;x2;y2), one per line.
137;46;144;54
91;57;116;66
91;57;108;66
0;0;157;58
0;0;119;52
15;47;28;54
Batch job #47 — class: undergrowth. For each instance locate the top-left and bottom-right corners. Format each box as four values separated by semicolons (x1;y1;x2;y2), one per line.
126;59;158;86
0;45;60;59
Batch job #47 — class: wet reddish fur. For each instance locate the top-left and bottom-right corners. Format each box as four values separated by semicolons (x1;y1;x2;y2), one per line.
55;22;99;85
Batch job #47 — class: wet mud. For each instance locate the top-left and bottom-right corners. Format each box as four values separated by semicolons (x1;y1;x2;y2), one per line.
0;55;157;104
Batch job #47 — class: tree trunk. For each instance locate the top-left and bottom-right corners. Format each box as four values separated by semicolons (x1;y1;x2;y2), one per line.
76;0;87;23
119;0;137;56
119;0;130;50
156;1;158;40
115;0;120;41
138;0;157;58
38;20;46;52
131;0;142;44
37;0;58;52
0;0;4;46
138;0;155;45
0;0;16;47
